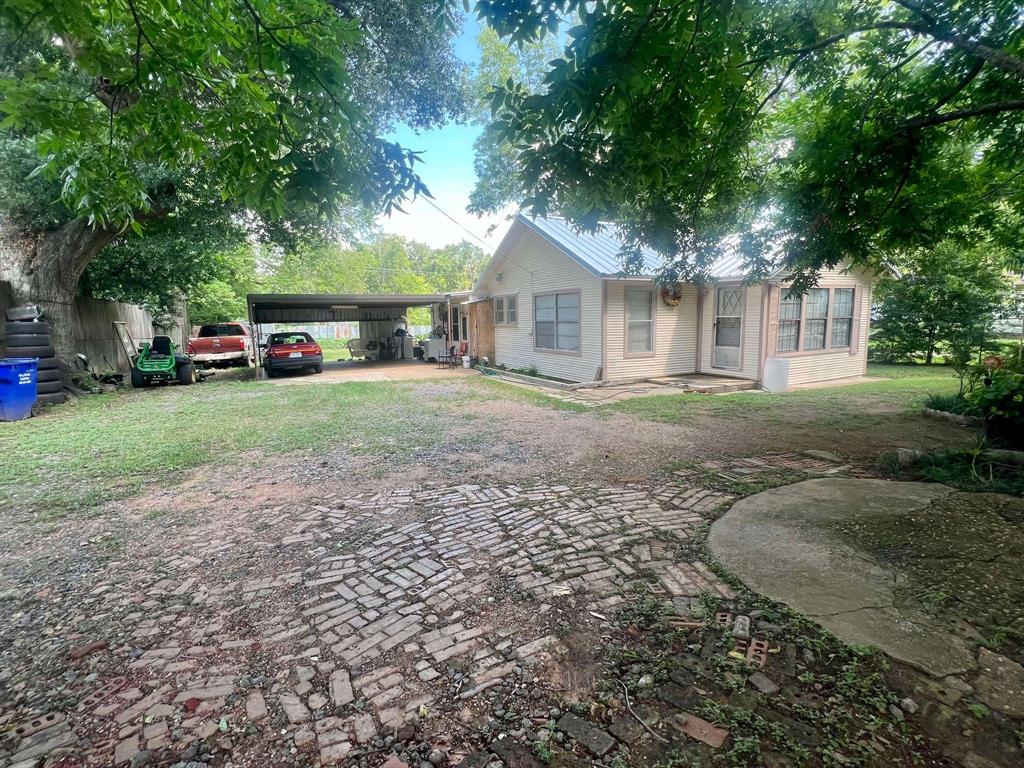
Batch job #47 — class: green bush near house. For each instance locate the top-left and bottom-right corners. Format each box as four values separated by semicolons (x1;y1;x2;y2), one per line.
924;392;974;415
969;372;1024;450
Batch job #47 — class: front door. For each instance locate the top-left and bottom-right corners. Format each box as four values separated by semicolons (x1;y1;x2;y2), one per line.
713;287;743;369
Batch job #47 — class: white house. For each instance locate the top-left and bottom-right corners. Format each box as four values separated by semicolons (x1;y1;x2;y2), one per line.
469;214;874;391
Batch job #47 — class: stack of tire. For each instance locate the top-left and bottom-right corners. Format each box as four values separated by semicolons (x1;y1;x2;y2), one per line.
3;310;65;406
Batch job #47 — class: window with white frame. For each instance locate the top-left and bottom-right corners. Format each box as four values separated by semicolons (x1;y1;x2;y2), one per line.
804;288;829;350
534;292;579;352
625;288;654;355
493;295;518;325
776;286;856;353
831;288;854;347
777;291;802;352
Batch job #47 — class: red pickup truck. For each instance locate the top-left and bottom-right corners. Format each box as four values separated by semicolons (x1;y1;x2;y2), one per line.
187;323;254;367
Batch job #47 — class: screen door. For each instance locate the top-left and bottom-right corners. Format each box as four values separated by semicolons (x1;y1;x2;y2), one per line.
713;287;742;369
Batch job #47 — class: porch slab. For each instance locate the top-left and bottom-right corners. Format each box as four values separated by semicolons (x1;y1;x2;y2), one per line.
644;374;760;394
487;373;763;405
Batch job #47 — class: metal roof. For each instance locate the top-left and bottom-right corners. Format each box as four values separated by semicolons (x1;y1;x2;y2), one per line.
246;293;457;324
518;215;748;281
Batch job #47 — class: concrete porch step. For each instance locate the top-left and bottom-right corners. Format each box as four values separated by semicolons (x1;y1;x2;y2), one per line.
647;376;760;395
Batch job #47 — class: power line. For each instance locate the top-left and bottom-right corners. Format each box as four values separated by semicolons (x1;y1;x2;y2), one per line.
421;196;492;249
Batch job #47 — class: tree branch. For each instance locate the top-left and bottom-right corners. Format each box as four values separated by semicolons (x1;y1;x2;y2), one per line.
744;15;1024;82
932;58;985;111
742;22;917;66
897;99;1024;132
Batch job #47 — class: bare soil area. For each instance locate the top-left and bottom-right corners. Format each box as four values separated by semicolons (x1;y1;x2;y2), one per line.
0;374;995;768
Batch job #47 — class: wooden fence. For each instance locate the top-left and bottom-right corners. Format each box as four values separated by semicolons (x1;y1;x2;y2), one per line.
75;297;188;372
0;281;187;372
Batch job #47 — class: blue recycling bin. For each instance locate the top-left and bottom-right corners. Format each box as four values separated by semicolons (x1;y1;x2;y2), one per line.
0;358;39;421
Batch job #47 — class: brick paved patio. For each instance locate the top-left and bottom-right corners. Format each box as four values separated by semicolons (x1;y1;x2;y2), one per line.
1;454;851;767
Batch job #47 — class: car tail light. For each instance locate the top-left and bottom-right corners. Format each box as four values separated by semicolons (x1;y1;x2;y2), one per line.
187;343;195;355
312;344;322;355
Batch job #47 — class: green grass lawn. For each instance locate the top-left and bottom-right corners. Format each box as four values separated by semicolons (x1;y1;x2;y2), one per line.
1;362;965;520
0;377;455;518
315;338;352;360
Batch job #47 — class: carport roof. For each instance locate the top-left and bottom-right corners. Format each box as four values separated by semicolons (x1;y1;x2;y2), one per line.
247;293;461;324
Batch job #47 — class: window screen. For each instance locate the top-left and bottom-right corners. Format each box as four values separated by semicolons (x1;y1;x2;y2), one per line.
804;288;829;350
626;289;654;354
777;292;802;352
535;293;579;351
831;288;854;347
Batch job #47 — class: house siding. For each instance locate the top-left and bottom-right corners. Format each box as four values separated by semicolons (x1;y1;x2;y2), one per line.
477;228;604;382
475;217;876;390
604;280;699;380
698;283;763;381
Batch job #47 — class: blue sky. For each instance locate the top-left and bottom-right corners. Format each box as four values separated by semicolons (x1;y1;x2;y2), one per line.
376;14;514;250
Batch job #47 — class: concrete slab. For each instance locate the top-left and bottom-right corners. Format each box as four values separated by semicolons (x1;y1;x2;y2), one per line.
263;359;480;384
708;478;977;677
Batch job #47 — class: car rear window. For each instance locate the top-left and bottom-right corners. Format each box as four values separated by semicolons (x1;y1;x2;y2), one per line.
199;324;245;337
269;333;314;345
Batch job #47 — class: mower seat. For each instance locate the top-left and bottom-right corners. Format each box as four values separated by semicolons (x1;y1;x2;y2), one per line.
149;335;173;360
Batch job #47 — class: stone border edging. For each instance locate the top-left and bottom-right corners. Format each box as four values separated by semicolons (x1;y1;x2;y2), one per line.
921;407;982;428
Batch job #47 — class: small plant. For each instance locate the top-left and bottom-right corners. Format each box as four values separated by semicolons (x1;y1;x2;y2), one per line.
616;594;668;629
968;702;990;719
969;371;1024;448
532;734;555;764
924;392;975;415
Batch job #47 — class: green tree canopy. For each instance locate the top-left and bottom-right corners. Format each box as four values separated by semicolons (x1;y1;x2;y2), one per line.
0;1;467;362
1;0;468;227
189;234;487;324
475;0;1024;286
468;26;563;215
872;242;1011;365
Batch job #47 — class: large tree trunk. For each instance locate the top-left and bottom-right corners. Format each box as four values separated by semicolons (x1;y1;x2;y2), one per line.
4;218;120;367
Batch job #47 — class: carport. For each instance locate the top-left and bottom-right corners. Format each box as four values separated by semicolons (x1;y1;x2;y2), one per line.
246;292;472;368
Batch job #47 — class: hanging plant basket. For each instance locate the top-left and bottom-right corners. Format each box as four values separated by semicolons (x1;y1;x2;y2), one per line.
660;283;683;307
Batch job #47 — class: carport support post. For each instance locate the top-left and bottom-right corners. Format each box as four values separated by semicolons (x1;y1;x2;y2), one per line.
248;297;262;368
446;296;453;354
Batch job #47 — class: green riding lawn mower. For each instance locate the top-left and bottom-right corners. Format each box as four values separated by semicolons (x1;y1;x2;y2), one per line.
130;335;200;388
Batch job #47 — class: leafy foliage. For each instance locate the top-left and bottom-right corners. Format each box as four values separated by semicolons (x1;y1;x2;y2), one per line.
0;2;470;332
187;279;248;328
0;0;468;229
969;371;1024;448
868;244;1011;370
468;26;563;215
871;243;1011;365
475;0;1024;284
189;235;488;324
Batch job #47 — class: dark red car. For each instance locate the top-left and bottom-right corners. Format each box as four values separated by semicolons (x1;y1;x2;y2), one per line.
262;332;323;377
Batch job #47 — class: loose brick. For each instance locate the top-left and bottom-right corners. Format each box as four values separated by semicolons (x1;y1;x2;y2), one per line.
329;669;353;708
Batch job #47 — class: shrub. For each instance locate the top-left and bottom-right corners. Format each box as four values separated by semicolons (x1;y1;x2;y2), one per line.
924;393;975;415
969;371;1024;449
